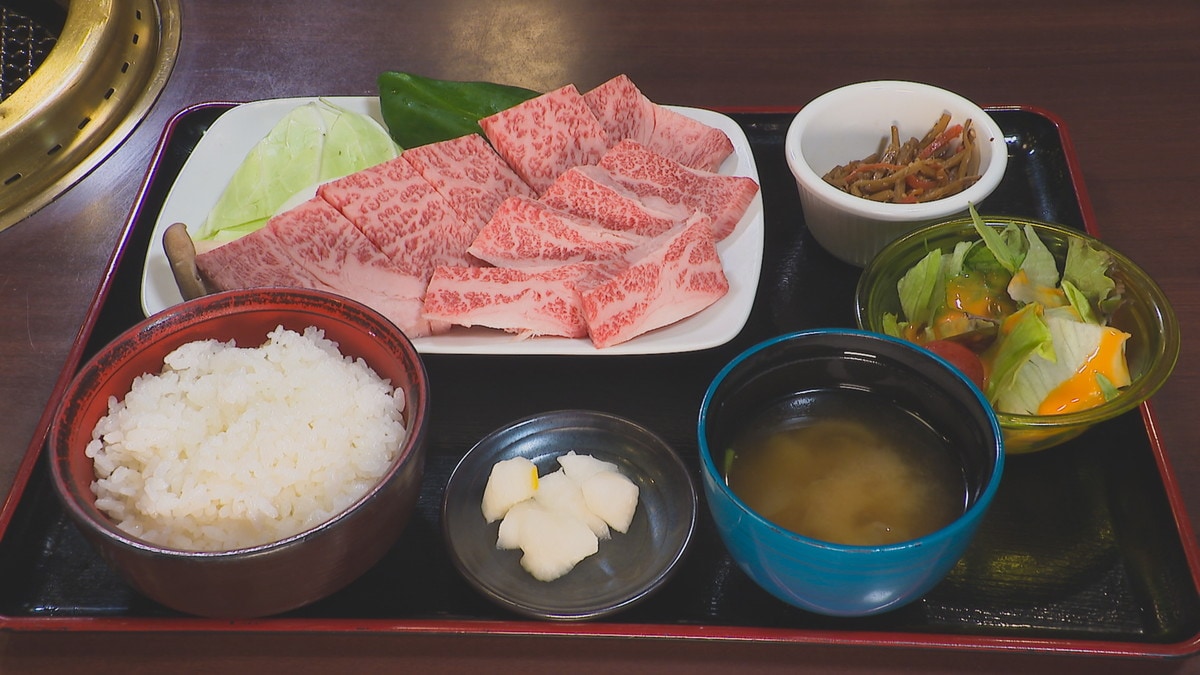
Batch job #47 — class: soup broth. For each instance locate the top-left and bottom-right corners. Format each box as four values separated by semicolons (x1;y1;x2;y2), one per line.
724;388;965;546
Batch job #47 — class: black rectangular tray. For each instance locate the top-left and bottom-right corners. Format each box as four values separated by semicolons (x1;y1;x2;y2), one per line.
2;106;1198;657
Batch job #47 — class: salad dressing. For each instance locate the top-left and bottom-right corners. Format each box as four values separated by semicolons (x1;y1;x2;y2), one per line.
1036;327;1129;415
930;273;1014;341
945;273;1011;320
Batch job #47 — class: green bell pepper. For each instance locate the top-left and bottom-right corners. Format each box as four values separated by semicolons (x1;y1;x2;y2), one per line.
377;71;540;149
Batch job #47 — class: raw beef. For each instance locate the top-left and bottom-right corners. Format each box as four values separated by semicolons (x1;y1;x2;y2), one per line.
401;133;536;232
317;155;481;278
581;73;656;148
195;222;334;295
539;165;690;239
265;198;421;295
581;216;729;349
422;263;615;339
197;197;442;337
199;74;755;349
479;84;611;194
468;196;645;269
583;73;734;173
596;140;758;241
649;105;735;173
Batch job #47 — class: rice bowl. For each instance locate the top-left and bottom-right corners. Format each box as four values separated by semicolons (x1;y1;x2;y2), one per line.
49;288;429;618
87;325;408;551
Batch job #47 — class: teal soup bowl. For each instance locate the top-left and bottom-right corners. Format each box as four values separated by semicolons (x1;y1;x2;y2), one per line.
697;329;1003;617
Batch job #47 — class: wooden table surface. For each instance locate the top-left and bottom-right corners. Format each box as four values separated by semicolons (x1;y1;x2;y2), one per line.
1;0;1197;672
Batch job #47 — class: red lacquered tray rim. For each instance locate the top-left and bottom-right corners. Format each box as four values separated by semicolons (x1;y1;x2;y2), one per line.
2;102;1197;660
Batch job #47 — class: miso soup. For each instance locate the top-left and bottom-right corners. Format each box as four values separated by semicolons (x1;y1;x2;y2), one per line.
724;388;965;546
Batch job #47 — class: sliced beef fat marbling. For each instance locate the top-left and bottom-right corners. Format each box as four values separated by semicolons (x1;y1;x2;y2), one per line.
596;140;759;241
539;165;691;239
583;73;735;173
196;197;441;337
402;133;536;232
580;73;657;149
479;84;610;194
195;219;334;295
469;195;646;269
423;262;622;339
318;154;482;279
581;216;729;349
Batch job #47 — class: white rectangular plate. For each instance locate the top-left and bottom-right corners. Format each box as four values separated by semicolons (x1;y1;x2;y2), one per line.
141;96;764;355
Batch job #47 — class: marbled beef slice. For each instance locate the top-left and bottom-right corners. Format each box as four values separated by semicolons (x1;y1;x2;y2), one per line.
479;84;610;194
583;73;734;172
468;195;645;269
422;263;600;338
582;73;657;148
582;216;729;348
402;133;536;232
539;165;689;239
597;140;758;241
318;154;480;279
262;196;440;337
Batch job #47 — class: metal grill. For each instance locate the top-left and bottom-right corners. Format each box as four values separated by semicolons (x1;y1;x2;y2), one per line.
0;0;179;232
0;2;64;101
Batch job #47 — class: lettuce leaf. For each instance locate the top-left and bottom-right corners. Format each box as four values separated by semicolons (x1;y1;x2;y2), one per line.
1061;279;1099;324
946;240;975;277
1097;373;1121;402
896;249;944;331
881;312;904;339
994;316;1130;414
983;303;1054;404
1019;223;1060;288
1007;223;1067;308
1064;235;1121;318
970;205;1024;273
959;234;1004;277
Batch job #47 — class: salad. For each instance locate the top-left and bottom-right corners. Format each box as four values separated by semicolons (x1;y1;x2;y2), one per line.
882;206;1130;416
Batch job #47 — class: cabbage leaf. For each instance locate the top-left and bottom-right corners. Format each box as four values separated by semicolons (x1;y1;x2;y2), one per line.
195;99;401;242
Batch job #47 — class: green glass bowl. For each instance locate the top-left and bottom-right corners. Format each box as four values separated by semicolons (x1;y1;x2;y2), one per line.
855;216;1180;454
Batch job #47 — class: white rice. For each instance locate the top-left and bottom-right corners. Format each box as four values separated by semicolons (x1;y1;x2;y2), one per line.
85;325;407;552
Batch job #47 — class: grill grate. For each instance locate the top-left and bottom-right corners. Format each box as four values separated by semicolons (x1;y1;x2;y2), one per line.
0;0;179;233
0;3;64;101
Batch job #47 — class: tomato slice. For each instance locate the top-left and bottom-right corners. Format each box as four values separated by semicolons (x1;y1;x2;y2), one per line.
924;340;986;391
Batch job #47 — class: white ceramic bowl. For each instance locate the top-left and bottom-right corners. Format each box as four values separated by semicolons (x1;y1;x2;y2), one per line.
785;80;1008;267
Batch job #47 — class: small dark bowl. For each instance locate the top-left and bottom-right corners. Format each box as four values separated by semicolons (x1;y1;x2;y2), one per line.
48;288;430;618
442;410;697;621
